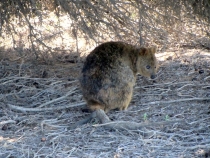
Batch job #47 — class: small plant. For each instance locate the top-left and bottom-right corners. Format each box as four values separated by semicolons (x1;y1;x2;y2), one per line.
143;113;148;121
165;115;170;121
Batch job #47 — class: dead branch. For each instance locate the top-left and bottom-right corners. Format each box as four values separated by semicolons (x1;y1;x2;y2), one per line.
71;109;184;135
141;97;210;106
38;87;77;108
7;102;85;113
7;97;210;113
92;109;184;131
1;0;210;62
0;120;16;126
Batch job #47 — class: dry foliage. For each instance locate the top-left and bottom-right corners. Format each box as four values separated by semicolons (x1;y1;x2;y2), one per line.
0;48;210;157
0;0;210;158
0;0;210;62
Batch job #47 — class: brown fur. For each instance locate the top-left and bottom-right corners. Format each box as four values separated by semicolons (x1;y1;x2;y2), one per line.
80;41;158;113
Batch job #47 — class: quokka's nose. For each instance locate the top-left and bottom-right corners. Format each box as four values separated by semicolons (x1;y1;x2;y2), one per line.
150;74;156;79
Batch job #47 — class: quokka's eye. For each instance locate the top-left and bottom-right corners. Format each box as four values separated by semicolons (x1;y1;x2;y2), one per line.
146;65;150;69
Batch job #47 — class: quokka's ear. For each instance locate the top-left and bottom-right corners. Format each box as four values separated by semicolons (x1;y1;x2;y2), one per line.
150;46;157;54
139;47;147;56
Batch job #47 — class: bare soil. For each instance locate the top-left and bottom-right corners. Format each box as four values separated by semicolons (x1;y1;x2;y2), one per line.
0;48;210;158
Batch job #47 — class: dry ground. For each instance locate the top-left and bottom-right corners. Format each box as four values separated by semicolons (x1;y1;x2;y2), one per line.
0;47;210;158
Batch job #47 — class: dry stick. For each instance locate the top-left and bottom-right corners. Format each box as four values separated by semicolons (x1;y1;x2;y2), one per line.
7;102;85;113
38;88;77;108
176;84;195;91
41;119;68;132
93;119;183;129
0;120;16;125
140;97;210;106
93;109;184;131
184;144;210;150
204;76;210;81
72;97;210;129
7;97;210;112
18;59;24;77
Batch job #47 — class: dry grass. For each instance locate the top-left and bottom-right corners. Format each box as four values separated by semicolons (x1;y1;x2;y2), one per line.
1;0;210;65
0;47;209;158
0;1;209;157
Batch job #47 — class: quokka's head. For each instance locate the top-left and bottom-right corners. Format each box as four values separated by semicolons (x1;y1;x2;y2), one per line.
136;46;159;79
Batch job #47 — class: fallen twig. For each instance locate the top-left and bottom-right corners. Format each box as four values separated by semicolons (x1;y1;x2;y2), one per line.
38;87;77;108
141;97;210;106
92;109;184;131
7;97;210;113
0;120;16;126
7;102;86;112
